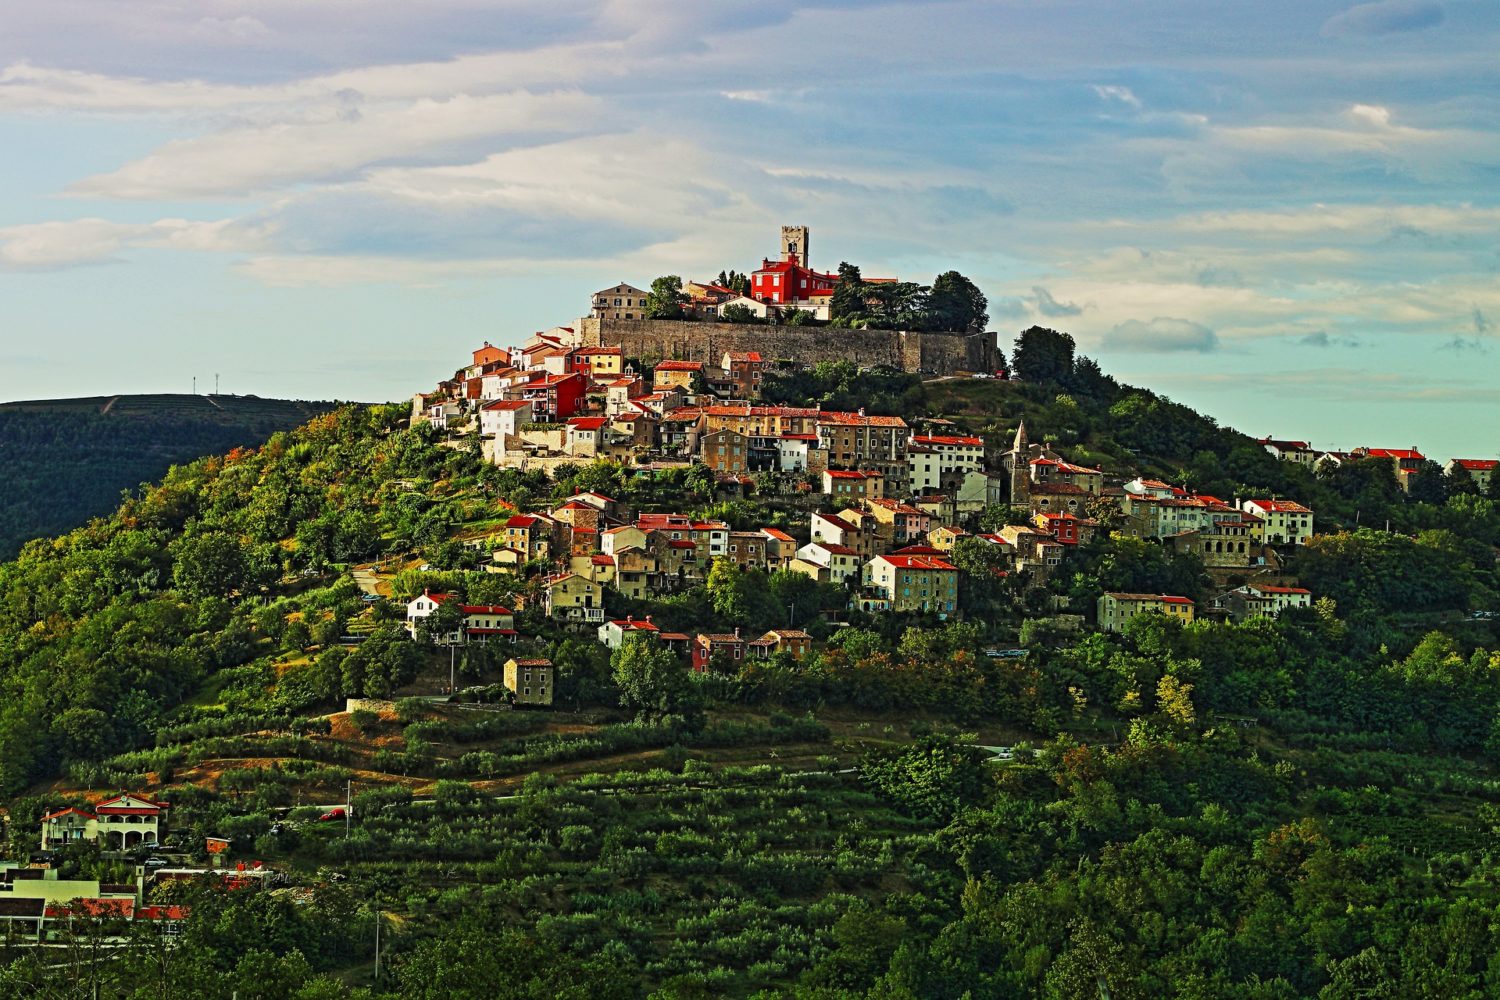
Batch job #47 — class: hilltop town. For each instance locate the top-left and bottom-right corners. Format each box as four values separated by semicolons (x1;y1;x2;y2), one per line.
1;232;1497;993
392;228;1496;685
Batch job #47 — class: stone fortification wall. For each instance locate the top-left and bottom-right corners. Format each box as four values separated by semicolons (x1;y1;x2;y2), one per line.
577;318;995;375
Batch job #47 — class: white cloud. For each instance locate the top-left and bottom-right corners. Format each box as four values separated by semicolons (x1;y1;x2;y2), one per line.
1091;84;1141;110
1321;0;1445;38
69;90;604;199
0;217;269;269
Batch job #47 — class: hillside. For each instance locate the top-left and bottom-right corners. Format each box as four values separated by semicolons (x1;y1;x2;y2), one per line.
0;393;344;559
2;344;1499;997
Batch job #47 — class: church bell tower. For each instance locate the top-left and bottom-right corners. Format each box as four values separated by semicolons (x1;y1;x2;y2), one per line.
780;225;810;267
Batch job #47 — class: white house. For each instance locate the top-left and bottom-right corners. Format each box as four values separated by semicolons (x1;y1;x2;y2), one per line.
792;541;861;585
597;616;660;649
479;399;534;440
41;794;169;851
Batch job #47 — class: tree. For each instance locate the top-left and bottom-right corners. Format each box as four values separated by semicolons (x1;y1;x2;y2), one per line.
1012;326;1076;384
830;262;866;325
170;531;248;599
612;636;693;718
645;275;688;319
715;269;751;296
719;303;762;324
928;270;989;332
1407;459;1449;505
859;735;990;821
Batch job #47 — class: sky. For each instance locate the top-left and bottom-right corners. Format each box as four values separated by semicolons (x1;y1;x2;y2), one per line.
1;0;1497;457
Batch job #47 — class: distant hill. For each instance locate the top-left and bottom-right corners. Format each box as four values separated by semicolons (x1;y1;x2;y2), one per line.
0;393;350;558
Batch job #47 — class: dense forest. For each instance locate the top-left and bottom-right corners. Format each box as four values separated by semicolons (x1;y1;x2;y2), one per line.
0;394;339;559
2;335;1499;997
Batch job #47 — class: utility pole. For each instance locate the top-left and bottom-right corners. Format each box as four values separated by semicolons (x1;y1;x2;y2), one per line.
374;905;381;986
215;373;220;396
450;642;457;694
345;779;351;839
192;376;196;395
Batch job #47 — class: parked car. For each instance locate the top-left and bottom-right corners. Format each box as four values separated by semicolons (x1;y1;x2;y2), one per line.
319;808;347;822
143;857;169;869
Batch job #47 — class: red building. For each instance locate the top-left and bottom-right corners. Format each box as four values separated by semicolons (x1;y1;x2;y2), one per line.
750;257;839;304
520;372;586;421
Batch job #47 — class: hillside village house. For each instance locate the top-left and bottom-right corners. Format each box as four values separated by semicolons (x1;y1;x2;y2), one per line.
572;346;624;378
792;541;862;585
543;572;605;623
597;617;660;649
1097;593;1195;632
1239;499;1314;545
479;399;534;440
748;629;813;660
504;658;554;706
41;794;169;851
654;360;703;392
1447;458;1496;493
405;591;517;643
1215;584;1313;622
693;632;747;672
1259;437;1316;465
863;553;959;615
908;433;985;493
823;469;885;500
591;282;649;320
1359;447;1426;493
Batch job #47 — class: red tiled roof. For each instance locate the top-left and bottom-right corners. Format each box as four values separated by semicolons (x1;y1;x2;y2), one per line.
655;360;704;371
461;604;511;615
914;434;984;447
876;554;958;571
567;416;609;430
1244;499;1312;513
483;399;531;411
1365;448;1424;461
1249;585;1311;595
1105;592;1194;605
819;411;907;427
1454;459;1498;471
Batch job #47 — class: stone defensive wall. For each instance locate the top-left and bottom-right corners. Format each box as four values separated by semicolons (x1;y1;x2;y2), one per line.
577;317;997;376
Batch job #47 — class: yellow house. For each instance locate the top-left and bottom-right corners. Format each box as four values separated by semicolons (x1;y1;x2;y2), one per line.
504;658;555;706
1238;499;1313;545
1097;592;1195;632
653;360;703;391
926;525;969;551
543;572;605;623
574;346;624;378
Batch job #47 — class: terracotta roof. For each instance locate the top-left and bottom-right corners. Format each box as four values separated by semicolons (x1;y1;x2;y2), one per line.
1243;499;1312;513
483;399;531;411
1453;459;1497;471
1104;592;1194;604
819;411;907;428
1249;584;1311;595
655;360;704;371
913;434;984;447
1365;448;1425;461
511;658;553;667
461;604;512;615
876;554;958;571
760;527;795;542
567;416;609;430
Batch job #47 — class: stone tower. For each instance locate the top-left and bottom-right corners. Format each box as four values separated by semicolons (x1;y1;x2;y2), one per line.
780;225;809;267
1008;420;1031;505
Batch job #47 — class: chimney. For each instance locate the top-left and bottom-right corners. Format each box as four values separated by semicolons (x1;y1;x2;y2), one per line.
734;627;741;638
645;614;652;623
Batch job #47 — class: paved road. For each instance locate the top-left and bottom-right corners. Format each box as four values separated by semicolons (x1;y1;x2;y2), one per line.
352;567;381;596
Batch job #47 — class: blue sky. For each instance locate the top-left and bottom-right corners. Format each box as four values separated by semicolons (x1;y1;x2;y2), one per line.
1;0;1497;456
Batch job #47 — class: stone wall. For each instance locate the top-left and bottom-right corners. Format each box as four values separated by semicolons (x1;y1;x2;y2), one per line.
577;317;995;376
